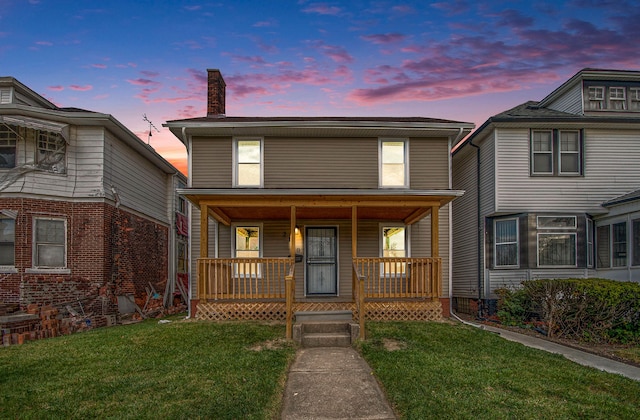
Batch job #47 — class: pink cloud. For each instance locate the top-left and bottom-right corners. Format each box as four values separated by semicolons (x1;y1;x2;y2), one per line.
92;63;107;69
126;78;158;86
140;70;160;77
308;41;354;63
48;85;64;92
361;33;407;45
69;85;93;91
302;3;342;15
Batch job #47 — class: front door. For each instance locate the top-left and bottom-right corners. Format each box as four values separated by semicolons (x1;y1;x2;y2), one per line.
305;227;338;295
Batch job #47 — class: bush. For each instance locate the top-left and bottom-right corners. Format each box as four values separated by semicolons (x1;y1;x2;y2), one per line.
496;278;640;343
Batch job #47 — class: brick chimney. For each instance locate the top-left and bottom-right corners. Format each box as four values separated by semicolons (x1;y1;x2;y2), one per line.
207;69;226;116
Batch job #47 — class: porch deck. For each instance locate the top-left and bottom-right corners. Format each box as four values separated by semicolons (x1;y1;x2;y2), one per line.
194;257;444;338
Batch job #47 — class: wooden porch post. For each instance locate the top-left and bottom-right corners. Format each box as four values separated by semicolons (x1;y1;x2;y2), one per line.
431;205;441;298
353;206;365;340
286;206;296;340
200;203;209;258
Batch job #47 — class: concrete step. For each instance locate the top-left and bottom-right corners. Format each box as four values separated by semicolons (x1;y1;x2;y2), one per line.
302;332;352;348
302;321;350;334
294;310;353;322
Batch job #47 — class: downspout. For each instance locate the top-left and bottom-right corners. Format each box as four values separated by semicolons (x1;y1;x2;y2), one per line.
449;128;465;317
183;127;193;319
468;138;482;316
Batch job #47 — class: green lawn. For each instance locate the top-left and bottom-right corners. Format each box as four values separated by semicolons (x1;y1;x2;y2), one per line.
0;317;296;419
359;321;640;420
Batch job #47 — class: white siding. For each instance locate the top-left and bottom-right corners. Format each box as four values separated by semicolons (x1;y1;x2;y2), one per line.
495;128;640;213
545;82;583;114
487;268;588;297
103;130;170;223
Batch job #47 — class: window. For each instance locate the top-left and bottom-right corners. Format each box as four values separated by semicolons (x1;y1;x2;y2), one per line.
234;139;262;187
36;131;66;173
612;222;627;267
537;216;577;267
177;241;188;273
531;130;583;176
630;88;640;110
587;218;594;268
381;225;407;275
494;218;518;267
587;86;604;110
233;225;261;277
380;139;408;187
633;219;640;266
597;225;610;268
0;216;15;266
0;124;17;169
559;131;580;174
609;87;626;110
531;131;553;174
34;218;66;268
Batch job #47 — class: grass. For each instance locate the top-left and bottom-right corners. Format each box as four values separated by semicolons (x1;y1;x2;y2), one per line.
0;316;296;419
359;321;640;420
615;347;640;365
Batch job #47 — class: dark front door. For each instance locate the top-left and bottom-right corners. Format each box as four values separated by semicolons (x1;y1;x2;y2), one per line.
305;227;338;295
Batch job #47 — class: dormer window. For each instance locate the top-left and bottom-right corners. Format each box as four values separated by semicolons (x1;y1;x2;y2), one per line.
630;88;640;110
609;87;626;110
587;86;604;110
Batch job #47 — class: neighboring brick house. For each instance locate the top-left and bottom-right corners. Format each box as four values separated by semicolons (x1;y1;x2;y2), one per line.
452;68;640;315
165;69;474;337
0;77;187;328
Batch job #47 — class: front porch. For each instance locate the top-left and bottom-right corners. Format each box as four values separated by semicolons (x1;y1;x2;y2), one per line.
184;189;461;339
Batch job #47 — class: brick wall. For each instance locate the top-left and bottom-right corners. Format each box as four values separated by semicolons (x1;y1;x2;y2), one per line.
0;197;169;318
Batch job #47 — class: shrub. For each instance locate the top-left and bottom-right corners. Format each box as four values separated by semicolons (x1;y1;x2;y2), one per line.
497;278;640;343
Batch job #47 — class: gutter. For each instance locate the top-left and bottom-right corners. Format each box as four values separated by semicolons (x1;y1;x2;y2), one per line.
449;128;465;317
468;138;483;312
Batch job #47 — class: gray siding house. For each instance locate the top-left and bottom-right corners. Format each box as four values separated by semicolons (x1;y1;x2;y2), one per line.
452;68;640;314
166;69;474;337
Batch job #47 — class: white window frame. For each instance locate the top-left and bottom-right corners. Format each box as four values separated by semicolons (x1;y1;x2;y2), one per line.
632;218;640;267
536;216;577;230
531;130;553;175
537;233;577;268
36;130;66;172
587;86;604;110
612;221;627;268
558;130;581;175
233;138;263;188
494;218;519;268
379;224;409;276
379;138;409;188
232;224;263;278
609;86;627;110
32;217;67;269
0;124;18;169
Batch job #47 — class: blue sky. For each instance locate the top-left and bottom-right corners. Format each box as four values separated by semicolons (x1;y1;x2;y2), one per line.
2;0;639;173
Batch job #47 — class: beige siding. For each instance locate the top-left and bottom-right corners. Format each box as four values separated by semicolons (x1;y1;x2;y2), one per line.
409;138;449;189
487;268;588;297
496;128;640;213
191;136;232;187
452;146;480;298
103;130;170;223
265;137;378;188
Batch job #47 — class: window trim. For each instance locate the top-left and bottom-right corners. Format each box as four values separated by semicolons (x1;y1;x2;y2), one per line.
632;218;640;267
232;137;263;188
494;217;519;268
0;124;18;170
609;86;627;110
558;130;581;175
530;130;553;175
587;218;594;268
0;215;15;267
379;223;409;277
530;129;583;177
536;215;577;230
231;223;263;278
612;221;627;268
32;217;67;269
379;138;409;188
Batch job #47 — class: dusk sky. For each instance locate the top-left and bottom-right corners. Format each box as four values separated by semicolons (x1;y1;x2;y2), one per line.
2;0;639;174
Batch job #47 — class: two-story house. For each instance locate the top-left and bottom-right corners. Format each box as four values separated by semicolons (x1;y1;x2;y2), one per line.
165;69;474;337
452;68;640;315
0;76;187;328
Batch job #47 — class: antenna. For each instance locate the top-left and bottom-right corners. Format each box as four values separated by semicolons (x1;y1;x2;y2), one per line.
142;114;160;144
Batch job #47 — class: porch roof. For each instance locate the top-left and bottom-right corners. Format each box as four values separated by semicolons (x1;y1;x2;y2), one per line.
179;188;463;225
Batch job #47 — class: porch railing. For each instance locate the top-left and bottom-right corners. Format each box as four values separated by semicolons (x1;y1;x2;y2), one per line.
197;258;295;300
352;257;442;300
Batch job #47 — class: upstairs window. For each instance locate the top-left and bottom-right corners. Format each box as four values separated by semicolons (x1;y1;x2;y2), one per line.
34;217;66;268
0;216;15;266
587;86;604;110
531;130;582;176
234;139;262;187
0;124;17;169
37;131;66;173
380;139;408;188
630;88;640;111
494;218;518;267
609;87;626;110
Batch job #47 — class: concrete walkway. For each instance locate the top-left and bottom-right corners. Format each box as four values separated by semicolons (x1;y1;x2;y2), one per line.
281;347;396;420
